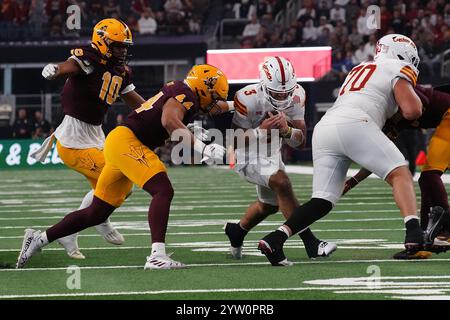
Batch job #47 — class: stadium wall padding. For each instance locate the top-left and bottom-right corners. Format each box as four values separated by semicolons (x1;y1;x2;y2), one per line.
0;139;64;170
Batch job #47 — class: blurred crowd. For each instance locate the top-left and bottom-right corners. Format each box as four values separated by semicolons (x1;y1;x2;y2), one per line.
2;0;448;79
0;0;210;40
10;108;52;139
231;0;450;78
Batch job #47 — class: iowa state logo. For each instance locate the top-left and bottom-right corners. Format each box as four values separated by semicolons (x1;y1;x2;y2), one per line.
262;64;272;81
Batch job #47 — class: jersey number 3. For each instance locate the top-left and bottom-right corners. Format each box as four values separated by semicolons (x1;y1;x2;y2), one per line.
99;72;123;104
339;64;376;96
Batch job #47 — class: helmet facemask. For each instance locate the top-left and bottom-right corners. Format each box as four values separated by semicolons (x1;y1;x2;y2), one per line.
108;41;132;66
200;90;226;115
263;84;295;111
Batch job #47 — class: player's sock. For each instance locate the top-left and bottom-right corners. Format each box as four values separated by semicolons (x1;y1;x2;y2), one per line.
143;172;174;244
225;223;248;247
284;198;333;235
46;197;115;243
80;190;94;209
404;215;423;245
39;231;49;246
151;242;166;256
419;171;449;229
298;228;320;244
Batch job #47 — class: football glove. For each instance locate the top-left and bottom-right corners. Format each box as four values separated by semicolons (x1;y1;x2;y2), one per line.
201;143;226;165
187;123;210;141
42;63;59;80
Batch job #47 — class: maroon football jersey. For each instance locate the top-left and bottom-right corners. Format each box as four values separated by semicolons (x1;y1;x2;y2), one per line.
415;85;450;128
61;45;134;125
123;80;199;150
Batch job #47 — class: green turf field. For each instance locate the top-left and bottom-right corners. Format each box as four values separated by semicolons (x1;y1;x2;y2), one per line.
0;166;449;300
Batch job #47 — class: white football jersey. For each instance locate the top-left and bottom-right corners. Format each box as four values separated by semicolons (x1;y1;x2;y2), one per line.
232;83;306;129
323;59;418;128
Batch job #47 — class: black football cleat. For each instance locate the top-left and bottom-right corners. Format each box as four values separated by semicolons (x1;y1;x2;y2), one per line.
257;231;293;266
424;206;446;245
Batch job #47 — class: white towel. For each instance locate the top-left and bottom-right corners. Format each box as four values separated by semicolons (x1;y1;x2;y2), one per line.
30;134;56;163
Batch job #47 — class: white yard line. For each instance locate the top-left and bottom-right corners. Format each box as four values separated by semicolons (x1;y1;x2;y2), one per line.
2;258;450;273
0;228;405;239
0;217;403;230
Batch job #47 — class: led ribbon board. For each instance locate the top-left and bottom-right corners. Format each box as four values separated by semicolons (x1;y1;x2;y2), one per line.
207;47;332;84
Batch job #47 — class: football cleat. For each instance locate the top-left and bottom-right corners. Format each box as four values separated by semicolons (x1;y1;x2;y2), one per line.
433;237;450;246
57;233;85;260
224;222;245;259
424;206;446;245
436;228;450;243
393;249;432;260
95;219;125;245
16;229;44;269
258;231;292;266
144;253;186;270
306;241;337;260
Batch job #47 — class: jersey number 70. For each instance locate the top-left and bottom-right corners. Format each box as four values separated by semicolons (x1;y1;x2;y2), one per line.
339;64;377;96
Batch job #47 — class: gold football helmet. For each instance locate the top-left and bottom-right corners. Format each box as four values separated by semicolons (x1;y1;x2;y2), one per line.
184;64;229;113
91;18;133;65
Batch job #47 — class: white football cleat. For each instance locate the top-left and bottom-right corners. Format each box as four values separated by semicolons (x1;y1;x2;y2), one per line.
95;219;125;245
278;258;294;267
230;246;243;259
144;253;186;270
310;241;337;260
16;229;44;269
57;233;85;260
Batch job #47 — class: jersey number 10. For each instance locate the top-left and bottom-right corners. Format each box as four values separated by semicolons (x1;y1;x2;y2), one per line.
99;72;123;105
339;64;377;96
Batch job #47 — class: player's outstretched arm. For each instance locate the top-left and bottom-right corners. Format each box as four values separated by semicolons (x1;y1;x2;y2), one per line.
42;59;81;80
121;90;146;110
394;78;423;120
342;168;373;195
161;98;225;163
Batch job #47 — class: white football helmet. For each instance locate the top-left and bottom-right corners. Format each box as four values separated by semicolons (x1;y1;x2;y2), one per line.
374;34;420;69
259;56;297;110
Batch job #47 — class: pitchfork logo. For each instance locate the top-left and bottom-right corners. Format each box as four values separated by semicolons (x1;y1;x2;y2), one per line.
203;76;218;89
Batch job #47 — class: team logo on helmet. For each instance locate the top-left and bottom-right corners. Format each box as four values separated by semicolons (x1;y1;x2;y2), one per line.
203;76;218;89
393;36;416;49
262;64;272;81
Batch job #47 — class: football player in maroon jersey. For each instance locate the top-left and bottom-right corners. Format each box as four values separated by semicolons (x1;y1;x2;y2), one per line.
18;64;229;269
31;18;146;259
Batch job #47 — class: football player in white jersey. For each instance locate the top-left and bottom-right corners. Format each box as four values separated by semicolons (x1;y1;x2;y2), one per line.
224;56;336;265
258;34;445;265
